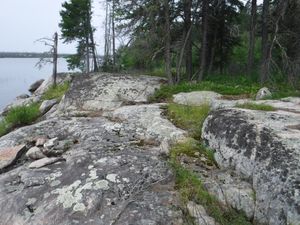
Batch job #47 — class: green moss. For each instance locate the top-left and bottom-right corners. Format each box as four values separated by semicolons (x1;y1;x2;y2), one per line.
166;103;210;139
236;102;275;111
170;142;251;225
42;81;70;100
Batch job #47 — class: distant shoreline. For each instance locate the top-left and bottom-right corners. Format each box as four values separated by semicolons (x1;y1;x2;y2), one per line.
0;52;71;58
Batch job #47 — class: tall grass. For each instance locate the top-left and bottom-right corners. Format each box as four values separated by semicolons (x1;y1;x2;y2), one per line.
0;103;40;137
42;81;70;100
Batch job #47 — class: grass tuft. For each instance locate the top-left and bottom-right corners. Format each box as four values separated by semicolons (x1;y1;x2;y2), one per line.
42;81;70;100
0;103;40;137
236;102;275;111
166;103;210;139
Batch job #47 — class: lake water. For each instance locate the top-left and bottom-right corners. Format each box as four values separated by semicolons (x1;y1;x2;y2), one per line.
0;58;72;111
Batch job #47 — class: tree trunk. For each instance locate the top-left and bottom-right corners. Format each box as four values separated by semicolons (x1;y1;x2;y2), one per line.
164;0;173;84
198;0;209;81
260;0;270;83
90;31;98;72
184;0;193;81
52;32;58;87
247;0;257;77
112;0;116;67
86;35;90;74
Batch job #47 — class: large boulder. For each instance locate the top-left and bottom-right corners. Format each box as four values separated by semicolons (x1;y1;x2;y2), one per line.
58;73;166;115
0;109;184;224
256;87;272;100
202;108;300;225
29;79;44;93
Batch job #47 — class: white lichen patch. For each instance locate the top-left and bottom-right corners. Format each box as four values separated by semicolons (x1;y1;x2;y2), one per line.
94;180;109;190
45;171;62;182
106;174;118;183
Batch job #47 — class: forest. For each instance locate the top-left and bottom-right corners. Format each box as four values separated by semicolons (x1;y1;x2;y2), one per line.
59;0;300;91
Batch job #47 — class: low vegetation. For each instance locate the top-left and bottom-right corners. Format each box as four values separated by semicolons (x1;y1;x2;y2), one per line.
0;103;40;137
150;75;300;103
42;81;70;100
165;103;210;139
171;160;251;225
166;103;251;224
236;102;275;111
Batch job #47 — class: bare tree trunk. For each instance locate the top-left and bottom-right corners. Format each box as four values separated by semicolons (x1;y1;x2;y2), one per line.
184;0;193;81
86;36;90;74
90;31;98;72
247;0;257;77
112;0;116;67
198;0;209;81
164;0;173;84
52;32;58;87
260;0;270;83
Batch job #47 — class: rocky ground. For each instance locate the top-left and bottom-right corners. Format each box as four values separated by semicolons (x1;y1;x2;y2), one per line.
0;73;299;225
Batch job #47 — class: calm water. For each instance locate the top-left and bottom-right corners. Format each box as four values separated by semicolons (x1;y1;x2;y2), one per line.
0;58;72;111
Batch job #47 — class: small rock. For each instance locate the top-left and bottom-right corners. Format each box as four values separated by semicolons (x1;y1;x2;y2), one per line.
28;157;63;169
159;138;170;155
29;79;44;93
187;201;218;225
44;137;59;149
256;87;272;100
16;94;30;100
26;147;46;160
36;137;48;147
0;145;27;170
39;99;58;115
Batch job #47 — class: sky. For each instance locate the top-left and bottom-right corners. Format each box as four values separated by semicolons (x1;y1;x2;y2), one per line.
0;0;263;54
0;0;106;54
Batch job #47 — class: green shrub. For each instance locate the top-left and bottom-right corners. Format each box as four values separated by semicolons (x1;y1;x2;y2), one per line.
5;104;40;127
42;81;70;100
236;102;275;111
165;103;210;139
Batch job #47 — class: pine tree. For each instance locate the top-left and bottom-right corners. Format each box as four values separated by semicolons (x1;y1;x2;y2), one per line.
59;0;98;73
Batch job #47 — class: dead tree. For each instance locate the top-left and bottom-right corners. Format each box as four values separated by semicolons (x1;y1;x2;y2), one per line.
35;32;59;87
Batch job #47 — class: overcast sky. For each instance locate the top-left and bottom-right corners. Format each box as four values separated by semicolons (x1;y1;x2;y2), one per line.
0;0;263;54
0;0;106;54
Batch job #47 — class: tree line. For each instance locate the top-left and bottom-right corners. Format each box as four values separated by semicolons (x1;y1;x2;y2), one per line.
59;0;300;86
